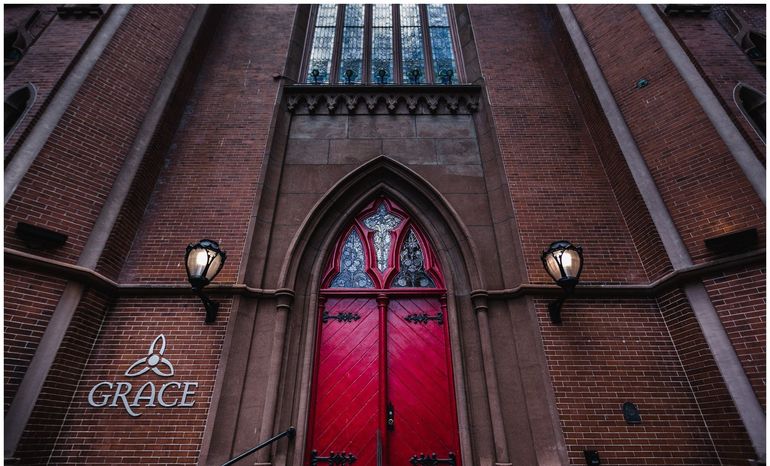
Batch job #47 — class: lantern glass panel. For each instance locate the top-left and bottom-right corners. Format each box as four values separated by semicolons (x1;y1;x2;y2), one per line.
544;248;581;281
187;247;223;282
563;249;581;278
205;251;224;281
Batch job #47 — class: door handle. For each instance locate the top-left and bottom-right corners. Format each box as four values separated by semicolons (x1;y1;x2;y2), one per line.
386;402;395;431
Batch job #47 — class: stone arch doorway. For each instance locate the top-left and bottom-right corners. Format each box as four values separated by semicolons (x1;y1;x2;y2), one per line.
280;157;484;466
305;196;461;466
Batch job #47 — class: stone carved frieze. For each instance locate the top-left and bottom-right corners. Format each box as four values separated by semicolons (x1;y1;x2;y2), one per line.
285;85;481;115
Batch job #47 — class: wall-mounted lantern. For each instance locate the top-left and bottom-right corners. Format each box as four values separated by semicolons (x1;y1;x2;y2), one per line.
184;239;226;324
541;240;583;324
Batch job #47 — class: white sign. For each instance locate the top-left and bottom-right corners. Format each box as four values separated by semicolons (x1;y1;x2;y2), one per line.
87;334;198;417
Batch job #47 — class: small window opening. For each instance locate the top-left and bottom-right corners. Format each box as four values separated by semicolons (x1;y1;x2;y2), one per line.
4;30;27;67
734;83;766;143
742;31;766;65
5;83;36;139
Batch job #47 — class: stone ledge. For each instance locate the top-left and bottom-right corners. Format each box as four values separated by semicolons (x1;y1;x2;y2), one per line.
284;84;482;115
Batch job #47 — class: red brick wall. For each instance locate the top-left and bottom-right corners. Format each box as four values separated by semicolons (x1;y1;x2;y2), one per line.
4;267;68;413
656;288;755;463
571;5;765;265
25;5;297;464
95;8;221;281
119;5;297;286
4;5;194;266
538;297;725;465
545;6;674;282
473;4;759;464
42;296;230;464
4;6;97;158
469;4;649;287
665;10;766;162
13;288;110;465
703;265;766;409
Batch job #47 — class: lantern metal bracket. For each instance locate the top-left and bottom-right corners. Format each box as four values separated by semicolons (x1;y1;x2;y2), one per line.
548;288;573;325
196;290;219;324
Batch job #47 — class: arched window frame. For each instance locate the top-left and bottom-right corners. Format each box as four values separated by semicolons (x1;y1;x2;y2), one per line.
320;197;445;291
4;82;36;142
733;82;766;144
301;4;465;86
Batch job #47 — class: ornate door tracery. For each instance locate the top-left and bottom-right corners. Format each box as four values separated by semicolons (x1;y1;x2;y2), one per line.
307;197;461;466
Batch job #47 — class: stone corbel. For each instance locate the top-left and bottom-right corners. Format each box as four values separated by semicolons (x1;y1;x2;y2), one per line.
275;288;294;313
283;84;482;115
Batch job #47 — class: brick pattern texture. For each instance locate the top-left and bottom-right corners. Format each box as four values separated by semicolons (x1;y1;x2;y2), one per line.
4;267;68;413
469;4;650;287
42;296;230;465
119;5;296;286
571;5;765;265
545;6;674;282
4;6;99;159
666;10;766;161
473;4;760;465
13;288;110;465
538;298;728;465
656;288;755;463
703;265;766;409
94;9;219;281
4;5;194;266
36;5;295;465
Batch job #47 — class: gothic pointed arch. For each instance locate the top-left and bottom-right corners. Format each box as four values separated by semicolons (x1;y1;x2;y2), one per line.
278;156;485;296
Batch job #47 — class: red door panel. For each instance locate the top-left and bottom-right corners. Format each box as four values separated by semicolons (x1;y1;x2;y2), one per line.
387;298;461;466
308;298;380;466
307;298;460;466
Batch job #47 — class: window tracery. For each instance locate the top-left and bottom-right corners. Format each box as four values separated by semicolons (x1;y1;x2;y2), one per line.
392;229;436;288
329;229;375;288
325;198;442;289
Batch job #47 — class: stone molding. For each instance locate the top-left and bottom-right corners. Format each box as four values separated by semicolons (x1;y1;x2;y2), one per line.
6;246;765;299
284;84;481;115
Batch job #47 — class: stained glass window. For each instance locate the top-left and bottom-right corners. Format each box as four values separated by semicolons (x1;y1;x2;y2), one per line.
399;5;426;84
324;198;443;290
371;4;394;84
427;5;458;85
362;203;402;272
338;5;364;84
306;4;338;84
330;229;375;288
392;229;436;288
305;4;458;85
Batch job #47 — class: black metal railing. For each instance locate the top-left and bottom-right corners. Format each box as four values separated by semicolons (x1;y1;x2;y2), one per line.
221;426;296;466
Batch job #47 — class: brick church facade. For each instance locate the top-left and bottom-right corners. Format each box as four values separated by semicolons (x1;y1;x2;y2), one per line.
4;4;766;465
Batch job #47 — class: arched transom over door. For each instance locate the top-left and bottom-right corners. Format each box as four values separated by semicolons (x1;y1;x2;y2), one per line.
307;197;461;466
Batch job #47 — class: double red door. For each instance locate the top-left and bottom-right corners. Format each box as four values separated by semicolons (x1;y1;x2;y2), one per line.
307;295;460;466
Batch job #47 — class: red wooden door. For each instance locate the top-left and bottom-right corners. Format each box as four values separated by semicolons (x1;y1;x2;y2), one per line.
307;296;460;466
306;198;460;465
387;298;459;465
308;297;381;465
